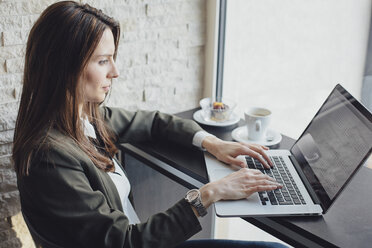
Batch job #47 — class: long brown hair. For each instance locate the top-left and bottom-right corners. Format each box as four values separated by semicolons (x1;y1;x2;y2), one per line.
13;1;120;176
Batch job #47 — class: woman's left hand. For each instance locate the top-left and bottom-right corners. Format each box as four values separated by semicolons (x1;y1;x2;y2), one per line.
202;136;273;169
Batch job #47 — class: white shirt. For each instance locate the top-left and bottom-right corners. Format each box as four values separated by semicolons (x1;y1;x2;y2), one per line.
82;118;214;225
82;118;140;224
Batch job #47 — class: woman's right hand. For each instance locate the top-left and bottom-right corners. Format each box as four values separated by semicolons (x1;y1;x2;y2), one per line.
199;168;282;210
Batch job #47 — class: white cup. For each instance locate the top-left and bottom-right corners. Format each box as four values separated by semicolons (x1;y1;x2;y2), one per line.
244;107;272;141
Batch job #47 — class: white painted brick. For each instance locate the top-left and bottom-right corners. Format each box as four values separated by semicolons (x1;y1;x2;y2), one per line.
0;74;23;88
81;0;115;9
114;56;131;72
130;54;147;67
187;46;204;56
146;51;173;65
183;66;204;81
0;143;13;156
0;46;25;60
5;58;23;73
187;22;206;36
119;19;138;32
0;0;206;227
144;74;182;87
125;0;164;4
29;0;61;14
155;39;178;51
157;25;188;40
0;60;6;75
0;87;19;103
21;15;39;30
106;90;142;109
0;2;31;16
122;29;158;42
138;15;187;29
0;16;22;31
0;170;17;190
2;30;28;46
0;190;20;218
118;68;134;81
0;155;12;169
0;143;12;157
0;112;17;131
182;0;206;18
143;87;161;102
104;4;146;20
0;130;14;145
177;35;205;48
146;1;203;17
0;102;19;116
0;0;25;2
188;53;204;68
146;4;166;17
119;41;157;55
131;64;162;79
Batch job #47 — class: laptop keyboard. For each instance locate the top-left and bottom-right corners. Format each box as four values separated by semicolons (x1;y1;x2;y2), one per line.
245;156;307;206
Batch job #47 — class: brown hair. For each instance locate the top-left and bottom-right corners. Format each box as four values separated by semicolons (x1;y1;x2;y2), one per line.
13;1;120;176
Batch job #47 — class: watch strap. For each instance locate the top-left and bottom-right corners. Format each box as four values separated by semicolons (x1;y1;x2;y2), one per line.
185;189;208;217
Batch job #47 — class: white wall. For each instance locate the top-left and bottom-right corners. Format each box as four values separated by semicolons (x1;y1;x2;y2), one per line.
223;0;371;138
0;0;206;246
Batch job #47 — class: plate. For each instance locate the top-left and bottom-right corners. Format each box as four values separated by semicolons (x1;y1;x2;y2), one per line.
193;110;240;127
231;126;282;146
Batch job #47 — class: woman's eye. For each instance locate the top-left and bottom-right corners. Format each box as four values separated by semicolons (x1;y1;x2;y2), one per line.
99;60;109;65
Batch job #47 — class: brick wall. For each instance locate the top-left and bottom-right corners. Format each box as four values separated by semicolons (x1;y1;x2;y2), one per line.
0;0;206;247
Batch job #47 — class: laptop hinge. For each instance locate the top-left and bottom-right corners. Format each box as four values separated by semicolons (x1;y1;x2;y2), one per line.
289;155;323;208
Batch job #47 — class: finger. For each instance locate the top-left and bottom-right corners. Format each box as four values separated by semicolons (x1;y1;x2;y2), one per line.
247;143;269;151
241;168;262;175
261;145;269;150
245;184;281;196
249;151;271;169
257;184;282;192
260;152;273;167
249;143;267;150
253;174;276;182
248;146;273;167
254;179;280;186
226;156;246;168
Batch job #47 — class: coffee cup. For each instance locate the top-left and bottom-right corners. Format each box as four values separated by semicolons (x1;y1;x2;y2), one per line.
244;107;271;141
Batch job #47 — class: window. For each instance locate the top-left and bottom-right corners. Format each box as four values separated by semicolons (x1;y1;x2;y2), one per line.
218;0;371;138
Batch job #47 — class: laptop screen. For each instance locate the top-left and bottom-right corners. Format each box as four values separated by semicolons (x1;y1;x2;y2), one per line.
290;84;372;212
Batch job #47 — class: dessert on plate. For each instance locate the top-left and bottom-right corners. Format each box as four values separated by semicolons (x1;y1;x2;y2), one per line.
199;98;236;122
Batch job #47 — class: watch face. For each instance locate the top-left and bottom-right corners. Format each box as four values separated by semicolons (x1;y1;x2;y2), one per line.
187;190;199;201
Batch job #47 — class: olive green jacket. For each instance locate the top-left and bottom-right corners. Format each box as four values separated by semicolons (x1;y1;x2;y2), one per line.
18;107;204;248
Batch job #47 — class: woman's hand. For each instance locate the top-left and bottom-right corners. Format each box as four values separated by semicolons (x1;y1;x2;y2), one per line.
199;168;282;209
202;136;273;168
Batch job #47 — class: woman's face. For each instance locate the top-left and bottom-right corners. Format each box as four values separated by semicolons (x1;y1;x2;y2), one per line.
80;28;119;103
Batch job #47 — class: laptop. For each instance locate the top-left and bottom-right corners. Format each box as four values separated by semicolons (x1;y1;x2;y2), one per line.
205;84;372;217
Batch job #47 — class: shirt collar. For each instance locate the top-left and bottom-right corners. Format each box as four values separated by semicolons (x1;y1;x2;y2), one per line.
82;118;97;139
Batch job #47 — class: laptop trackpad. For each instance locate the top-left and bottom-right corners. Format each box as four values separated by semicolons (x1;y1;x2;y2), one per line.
208;168;237;181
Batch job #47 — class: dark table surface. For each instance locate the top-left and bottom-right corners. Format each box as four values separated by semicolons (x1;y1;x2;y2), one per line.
121;108;372;248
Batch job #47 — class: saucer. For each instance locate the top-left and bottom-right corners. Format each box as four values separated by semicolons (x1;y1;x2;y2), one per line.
231;126;282;146
193;110;240;127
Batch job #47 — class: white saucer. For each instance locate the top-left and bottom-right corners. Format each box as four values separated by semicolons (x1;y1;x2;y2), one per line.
231;126;282;146
193;110;240;127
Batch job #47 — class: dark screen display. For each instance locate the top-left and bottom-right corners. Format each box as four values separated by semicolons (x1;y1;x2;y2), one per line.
291;84;372;211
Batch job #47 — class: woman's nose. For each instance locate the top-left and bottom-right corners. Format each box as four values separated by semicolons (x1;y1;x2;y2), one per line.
109;61;119;78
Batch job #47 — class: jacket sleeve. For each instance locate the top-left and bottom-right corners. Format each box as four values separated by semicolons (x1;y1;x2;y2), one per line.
100;107;203;147
19;148;202;248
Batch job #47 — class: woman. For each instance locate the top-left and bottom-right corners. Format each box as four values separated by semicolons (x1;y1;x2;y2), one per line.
13;1;284;247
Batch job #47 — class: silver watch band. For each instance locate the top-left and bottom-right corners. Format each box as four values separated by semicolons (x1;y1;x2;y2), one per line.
185;189;208;217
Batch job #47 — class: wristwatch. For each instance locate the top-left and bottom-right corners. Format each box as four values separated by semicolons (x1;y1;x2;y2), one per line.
185;189;208;217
